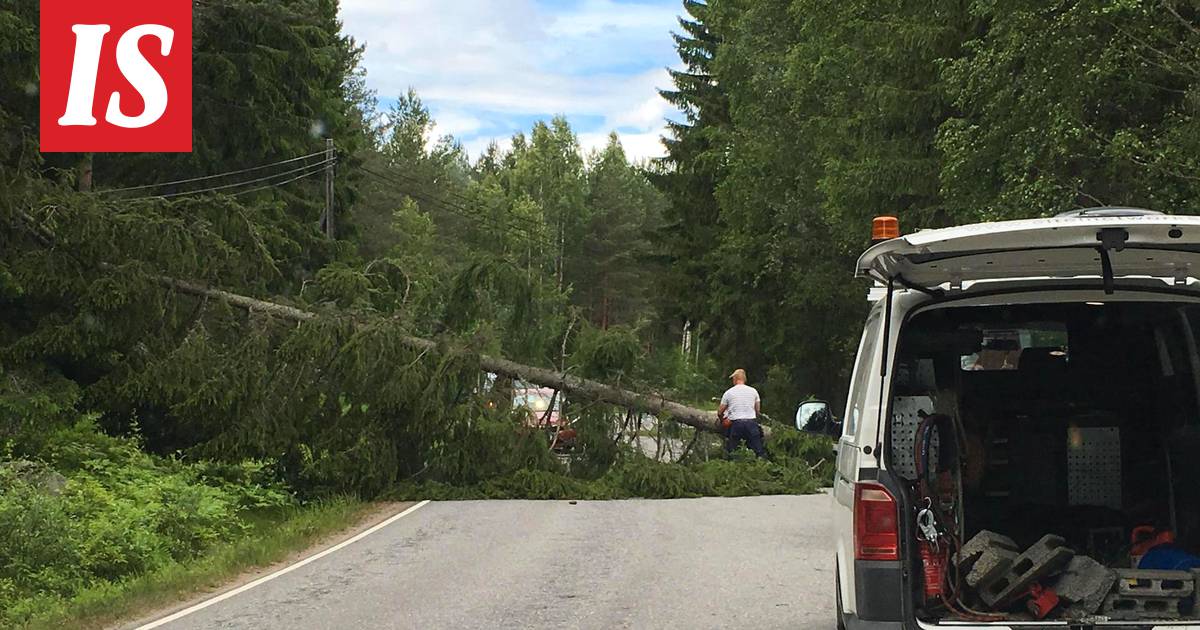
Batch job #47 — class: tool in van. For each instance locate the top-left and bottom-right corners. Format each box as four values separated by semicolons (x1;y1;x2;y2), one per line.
1025;583;1061;619
916;500;947;602
918;501;940;546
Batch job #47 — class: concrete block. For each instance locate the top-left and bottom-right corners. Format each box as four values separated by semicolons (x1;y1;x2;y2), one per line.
1052;555;1117;614
979;535;1075;610
957;530;1020;570
1115;569;1194;599
1102;593;1187;620
967;546;1018;590
1192;569;1200;617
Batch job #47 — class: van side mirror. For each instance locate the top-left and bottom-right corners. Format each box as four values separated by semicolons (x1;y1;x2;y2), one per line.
796;400;839;437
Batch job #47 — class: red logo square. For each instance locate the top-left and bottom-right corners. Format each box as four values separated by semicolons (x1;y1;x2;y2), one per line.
40;0;192;153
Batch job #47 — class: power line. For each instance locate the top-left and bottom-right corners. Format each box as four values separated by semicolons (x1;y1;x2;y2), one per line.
227;164;330;197
359;165;557;252
360;166;506;230
360;165;554;245
376;170;571;265
126;159;334;201
378;168;556;238
97;150;328;195
383;167;484;208
363;164;548;235
125;160;332;201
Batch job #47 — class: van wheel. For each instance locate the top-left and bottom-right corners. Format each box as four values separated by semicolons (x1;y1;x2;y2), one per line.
836;559;847;630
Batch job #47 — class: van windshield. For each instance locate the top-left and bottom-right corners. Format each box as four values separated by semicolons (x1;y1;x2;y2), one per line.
897;302;1197;396
513;391;555;413
959;323;1068;371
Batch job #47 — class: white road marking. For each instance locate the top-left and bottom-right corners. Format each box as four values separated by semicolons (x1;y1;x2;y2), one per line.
134;500;432;629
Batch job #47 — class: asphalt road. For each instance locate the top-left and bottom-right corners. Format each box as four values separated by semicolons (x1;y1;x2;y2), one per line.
148;495;833;630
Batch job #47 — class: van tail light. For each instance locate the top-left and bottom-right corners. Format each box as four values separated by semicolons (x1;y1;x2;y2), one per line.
855;482;900;561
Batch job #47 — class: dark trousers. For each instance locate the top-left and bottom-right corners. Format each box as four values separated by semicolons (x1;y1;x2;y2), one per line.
725;419;766;458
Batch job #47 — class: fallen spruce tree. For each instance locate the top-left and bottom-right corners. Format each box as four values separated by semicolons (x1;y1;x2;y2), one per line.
14;209;756;438
157;275;754;437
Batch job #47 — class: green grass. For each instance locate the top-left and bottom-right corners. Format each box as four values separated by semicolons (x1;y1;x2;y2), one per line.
13;497;370;630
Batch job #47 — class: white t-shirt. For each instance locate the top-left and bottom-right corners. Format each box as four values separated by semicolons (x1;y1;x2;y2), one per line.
720;384;760;421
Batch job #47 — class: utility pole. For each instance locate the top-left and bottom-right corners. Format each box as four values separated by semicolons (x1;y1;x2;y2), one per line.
322;138;335;239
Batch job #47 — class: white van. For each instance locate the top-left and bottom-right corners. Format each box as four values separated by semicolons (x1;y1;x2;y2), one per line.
797;208;1200;630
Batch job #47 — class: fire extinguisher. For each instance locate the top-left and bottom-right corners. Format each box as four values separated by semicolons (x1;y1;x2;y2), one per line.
917;507;945;600
919;540;946;601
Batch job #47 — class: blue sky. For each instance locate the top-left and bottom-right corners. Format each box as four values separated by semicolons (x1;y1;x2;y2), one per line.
338;0;684;161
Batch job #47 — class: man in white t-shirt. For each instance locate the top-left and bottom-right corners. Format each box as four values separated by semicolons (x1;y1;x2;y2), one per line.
718;368;765;457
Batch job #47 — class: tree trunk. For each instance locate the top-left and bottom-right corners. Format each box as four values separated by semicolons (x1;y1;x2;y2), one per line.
154;276;738;435
76;153;93;192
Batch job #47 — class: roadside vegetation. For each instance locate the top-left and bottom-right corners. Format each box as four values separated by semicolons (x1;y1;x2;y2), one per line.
0;415;366;629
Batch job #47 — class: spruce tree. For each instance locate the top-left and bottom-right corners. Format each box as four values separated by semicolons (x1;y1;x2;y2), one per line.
653;0;729;346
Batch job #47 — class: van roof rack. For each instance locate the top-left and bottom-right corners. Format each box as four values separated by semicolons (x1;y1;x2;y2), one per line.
1055;207;1162;218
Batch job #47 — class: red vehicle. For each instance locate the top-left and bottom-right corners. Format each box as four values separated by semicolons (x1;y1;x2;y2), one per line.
512;387;576;450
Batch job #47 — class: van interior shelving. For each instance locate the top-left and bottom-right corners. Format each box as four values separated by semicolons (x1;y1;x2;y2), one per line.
890;299;1200;624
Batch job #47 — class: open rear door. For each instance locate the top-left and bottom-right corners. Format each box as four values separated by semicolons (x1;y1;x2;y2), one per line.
857;210;1200;292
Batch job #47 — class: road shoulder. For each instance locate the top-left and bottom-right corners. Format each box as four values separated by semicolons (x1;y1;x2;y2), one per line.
112;500;416;630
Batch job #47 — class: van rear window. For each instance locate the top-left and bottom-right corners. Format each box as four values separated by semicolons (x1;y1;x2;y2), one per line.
960;325;1068;371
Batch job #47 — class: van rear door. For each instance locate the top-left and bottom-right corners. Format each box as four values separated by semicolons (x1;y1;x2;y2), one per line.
857;210;1200;290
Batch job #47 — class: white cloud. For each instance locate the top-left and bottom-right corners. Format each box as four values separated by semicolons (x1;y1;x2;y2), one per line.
339;0;683;161
461;134;514;161
579;130;666;162
547;0;680;37
341;0;551;103
610;89;674;132
430;110;485;139
418;67;670;123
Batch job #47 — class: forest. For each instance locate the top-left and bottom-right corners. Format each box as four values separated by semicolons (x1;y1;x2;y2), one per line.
5;0;1200;625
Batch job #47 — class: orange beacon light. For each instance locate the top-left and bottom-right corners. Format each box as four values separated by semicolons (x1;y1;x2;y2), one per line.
871;216;900;243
